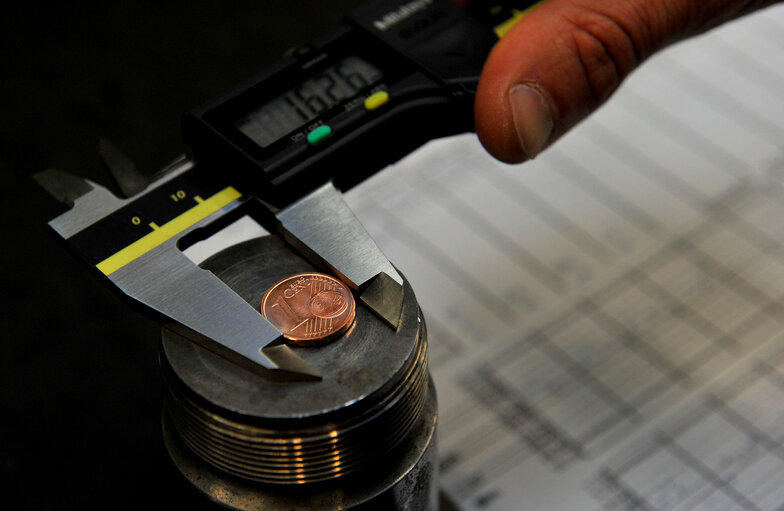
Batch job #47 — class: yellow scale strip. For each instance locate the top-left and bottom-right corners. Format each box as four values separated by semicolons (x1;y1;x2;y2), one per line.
494;2;542;38
96;187;241;276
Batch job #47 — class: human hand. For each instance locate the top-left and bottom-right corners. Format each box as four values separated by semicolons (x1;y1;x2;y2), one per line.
474;0;780;163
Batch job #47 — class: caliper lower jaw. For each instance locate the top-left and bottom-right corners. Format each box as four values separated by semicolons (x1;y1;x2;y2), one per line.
359;272;405;329
164;323;321;383
37;165;323;383
37;166;403;382
275;181;405;330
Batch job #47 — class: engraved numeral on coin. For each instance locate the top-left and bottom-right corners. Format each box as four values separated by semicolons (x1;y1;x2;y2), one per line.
268;294;308;331
261;272;356;345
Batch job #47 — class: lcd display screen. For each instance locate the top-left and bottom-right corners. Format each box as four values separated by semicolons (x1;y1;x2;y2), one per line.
235;56;382;148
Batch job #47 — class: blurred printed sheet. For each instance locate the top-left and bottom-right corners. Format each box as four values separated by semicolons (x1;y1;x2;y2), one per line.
345;6;784;510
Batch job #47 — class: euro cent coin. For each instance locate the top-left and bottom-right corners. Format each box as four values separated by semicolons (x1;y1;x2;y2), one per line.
261;272;356;345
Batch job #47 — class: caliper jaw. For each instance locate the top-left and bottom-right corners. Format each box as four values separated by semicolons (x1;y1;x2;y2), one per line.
37;164;320;382
108;239;320;382
275;182;404;329
37;165;403;380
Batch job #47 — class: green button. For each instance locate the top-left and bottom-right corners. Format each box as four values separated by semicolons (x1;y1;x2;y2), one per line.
307;125;332;145
364;91;389;111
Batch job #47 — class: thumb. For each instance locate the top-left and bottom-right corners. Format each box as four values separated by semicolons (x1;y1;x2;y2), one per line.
474;0;779;163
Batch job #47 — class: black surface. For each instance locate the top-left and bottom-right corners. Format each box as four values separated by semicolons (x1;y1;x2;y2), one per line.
0;2;362;508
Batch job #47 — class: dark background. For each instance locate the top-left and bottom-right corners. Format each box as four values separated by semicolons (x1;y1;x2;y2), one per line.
0;2;364;507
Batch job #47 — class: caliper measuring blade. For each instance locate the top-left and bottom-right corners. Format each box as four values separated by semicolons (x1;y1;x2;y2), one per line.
110;243;320;381
41;167;320;381
275;182;404;329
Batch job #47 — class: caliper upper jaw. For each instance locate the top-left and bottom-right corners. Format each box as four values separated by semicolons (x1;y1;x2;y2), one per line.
35;169;127;233
275;182;405;329
34;168;99;209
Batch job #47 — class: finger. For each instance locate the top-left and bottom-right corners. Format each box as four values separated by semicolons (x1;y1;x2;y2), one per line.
474;0;780;163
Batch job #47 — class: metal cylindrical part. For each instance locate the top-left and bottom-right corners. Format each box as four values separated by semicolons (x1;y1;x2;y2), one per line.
160;235;438;510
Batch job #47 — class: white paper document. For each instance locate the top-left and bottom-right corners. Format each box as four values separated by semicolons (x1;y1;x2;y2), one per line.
345;6;784;510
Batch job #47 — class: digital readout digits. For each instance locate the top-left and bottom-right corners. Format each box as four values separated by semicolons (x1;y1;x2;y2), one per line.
235;56;382;147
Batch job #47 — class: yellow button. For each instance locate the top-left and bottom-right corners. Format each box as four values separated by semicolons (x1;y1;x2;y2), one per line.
364;91;389;111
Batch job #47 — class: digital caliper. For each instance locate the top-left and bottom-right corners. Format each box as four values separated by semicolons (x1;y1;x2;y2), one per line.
38;1;538;508
38;0;535;381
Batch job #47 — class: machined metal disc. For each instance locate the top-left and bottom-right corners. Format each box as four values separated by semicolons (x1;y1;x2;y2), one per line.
162;235;421;420
160;235;429;486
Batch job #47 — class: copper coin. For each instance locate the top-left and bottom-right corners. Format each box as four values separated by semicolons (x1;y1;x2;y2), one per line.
261;272;356;345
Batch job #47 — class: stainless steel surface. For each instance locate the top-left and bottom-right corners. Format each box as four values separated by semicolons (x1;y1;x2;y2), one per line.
47;177;127;237
276;182;404;327
47;159;193;238
41;159;324;380
41;163;404;378
111;240;319;378
161;235;437;509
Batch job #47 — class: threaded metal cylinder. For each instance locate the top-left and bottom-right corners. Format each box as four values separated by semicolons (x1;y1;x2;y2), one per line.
160;235;438;510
